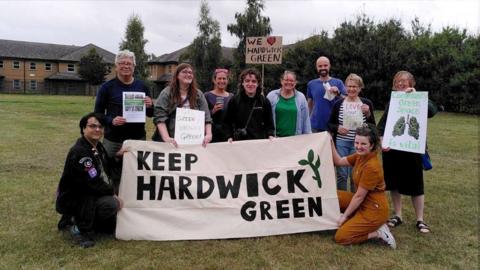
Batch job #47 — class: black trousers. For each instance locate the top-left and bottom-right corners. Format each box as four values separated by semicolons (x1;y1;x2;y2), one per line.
74;195;118;233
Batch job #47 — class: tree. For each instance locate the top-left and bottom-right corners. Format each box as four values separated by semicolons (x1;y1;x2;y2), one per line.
78;48;108;95
227;0;272;71
329;15;411;108
120;14;149;80
181;0;222;91
280;33;332;94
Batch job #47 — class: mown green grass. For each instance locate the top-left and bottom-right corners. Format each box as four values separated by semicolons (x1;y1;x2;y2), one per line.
0;94;478;269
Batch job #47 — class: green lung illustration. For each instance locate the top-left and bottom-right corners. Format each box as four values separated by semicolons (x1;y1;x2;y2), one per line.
392;116;406;137
408;116;420;140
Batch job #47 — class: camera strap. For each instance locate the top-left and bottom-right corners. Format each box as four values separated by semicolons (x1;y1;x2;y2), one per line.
244;99;257;130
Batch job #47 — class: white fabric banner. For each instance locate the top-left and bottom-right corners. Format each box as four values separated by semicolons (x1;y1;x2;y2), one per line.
116;133;340;241
381;91;429;154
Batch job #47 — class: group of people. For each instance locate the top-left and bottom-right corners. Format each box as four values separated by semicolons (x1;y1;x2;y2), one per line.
55;50;437;249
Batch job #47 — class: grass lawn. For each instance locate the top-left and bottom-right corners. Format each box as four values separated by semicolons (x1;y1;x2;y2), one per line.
0;94;478;269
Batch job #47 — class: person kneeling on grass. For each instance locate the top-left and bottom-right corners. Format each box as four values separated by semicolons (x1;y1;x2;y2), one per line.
55;112;124;248
331;124;396;248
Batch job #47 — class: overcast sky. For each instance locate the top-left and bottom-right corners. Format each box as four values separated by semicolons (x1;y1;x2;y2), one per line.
1;0;478;57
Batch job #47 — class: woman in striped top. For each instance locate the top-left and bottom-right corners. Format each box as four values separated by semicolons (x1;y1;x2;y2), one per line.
328;73;375;191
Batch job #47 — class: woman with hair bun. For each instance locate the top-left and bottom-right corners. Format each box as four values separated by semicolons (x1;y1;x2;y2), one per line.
331;124;396;248
204;68;233;142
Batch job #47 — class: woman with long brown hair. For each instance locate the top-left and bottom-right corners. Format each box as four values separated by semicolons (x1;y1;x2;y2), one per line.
152;63;212;147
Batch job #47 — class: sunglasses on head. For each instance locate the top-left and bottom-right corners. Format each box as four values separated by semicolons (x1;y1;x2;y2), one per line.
215;68;229;75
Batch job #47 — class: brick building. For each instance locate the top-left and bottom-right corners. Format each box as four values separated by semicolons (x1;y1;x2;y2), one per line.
0;39;115;95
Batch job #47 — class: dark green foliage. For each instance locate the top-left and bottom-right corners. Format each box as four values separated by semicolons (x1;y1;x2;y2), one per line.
227;0;272;84
78;48;108;86
249;12;478;113
119;14;149;80
269;33;331;95
181;0;222;92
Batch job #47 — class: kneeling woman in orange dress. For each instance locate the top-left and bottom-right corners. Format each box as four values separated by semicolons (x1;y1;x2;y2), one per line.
331;124;396;248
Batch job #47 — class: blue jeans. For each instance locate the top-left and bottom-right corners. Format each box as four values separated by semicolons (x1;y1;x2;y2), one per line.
336;139;356;191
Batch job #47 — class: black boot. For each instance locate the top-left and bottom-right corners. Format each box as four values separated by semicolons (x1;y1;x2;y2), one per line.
70;225;95;248
57;215;73;231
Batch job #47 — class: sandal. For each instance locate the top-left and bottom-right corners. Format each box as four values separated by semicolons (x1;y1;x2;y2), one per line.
387;216;403;228
416;221;431;233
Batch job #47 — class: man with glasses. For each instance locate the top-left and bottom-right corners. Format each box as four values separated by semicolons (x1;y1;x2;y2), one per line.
56;112;123;248
94;50;153;192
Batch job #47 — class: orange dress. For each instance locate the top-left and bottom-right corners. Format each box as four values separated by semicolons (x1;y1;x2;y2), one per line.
335;151;389;245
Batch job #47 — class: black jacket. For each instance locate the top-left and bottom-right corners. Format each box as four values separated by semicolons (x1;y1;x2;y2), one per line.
56;137;115;215
223;91;275;140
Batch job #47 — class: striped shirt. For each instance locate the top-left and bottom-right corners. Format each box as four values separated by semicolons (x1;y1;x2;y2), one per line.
337;101;366;141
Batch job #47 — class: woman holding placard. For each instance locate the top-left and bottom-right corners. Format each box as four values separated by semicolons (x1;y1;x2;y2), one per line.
204;69;233;142
377;71;437;233
328;74;375;192
152;63;212;147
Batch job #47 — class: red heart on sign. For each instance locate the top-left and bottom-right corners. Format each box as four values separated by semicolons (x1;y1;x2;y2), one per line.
266;36;276;46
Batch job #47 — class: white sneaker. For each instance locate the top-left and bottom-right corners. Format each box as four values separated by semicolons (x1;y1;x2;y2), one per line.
377;224;397;249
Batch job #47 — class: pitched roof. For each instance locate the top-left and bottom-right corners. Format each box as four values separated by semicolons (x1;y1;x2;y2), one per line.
0;39;114;63
45;72;85;81
149;46;189;64
60;44;115;63
149;46;235;64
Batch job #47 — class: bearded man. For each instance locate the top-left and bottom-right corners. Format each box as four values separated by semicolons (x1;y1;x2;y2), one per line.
307;56;346;132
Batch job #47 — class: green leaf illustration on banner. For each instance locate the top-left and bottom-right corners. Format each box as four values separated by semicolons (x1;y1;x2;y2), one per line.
307;149;314;163
298;149;322;188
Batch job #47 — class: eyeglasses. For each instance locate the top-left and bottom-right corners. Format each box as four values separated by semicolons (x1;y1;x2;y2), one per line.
180;70;194;75
87;124;104;130
117;61;133;67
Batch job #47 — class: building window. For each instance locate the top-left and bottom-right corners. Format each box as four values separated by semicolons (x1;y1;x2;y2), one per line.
13;61;20;69
67;64;75;72
45;63;52;71
30;80;37;90
13;80;21;90
0;60;3;68
167;65;172;73
30;62;36;70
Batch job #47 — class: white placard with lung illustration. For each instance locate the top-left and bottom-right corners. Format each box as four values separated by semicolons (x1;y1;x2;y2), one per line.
382;91;429;154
